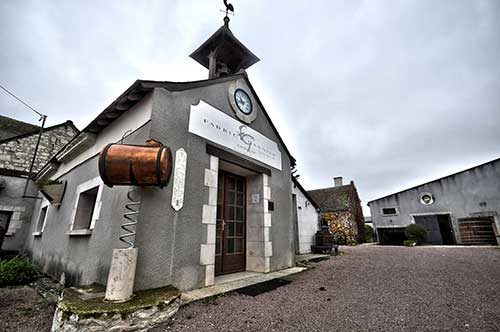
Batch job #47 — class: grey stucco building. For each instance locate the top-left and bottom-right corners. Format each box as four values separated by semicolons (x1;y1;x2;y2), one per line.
368;157;500;246
292;177;320;254
22;19;299;292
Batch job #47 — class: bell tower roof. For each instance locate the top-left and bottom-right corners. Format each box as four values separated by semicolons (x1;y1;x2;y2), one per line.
190;19;260;79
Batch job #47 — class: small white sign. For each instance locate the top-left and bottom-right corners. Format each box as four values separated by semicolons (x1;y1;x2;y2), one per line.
189;101;282;170
171;148;187;211
251;193;260;204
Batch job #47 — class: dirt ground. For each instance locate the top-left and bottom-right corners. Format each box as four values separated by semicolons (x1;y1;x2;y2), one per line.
0;285;54;332
1;246;499;332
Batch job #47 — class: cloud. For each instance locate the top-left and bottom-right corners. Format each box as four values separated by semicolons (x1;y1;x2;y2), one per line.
1;0;499;215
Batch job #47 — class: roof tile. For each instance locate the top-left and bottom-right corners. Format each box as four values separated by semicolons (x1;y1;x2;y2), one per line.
308;185;354;212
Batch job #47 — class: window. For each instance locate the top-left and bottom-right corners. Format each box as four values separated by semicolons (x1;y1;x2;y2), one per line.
69;177;103;235
382;207;398;216
0;211;12;234
73;187;98;229
33;201;49;236
419;192;434;205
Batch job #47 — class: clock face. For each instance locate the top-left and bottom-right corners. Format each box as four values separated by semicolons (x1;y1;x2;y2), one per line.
228;83;257;123
234;89;253;115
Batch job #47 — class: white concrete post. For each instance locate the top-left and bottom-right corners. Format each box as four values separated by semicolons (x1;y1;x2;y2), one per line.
105;248;138;302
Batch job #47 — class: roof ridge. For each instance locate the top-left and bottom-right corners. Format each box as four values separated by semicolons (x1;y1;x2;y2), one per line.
139;72;244;87
0;114;40;127
292;177;320;209
81;73;296;166
368;155;500;204
308;184;353;192
0;120;79;145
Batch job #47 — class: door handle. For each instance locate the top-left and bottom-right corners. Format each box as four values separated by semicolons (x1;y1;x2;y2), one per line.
221;219;225;231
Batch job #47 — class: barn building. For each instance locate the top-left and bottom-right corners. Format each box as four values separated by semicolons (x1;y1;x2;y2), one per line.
368;157;500;246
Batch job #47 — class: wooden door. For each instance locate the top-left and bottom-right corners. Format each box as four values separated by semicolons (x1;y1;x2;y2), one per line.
215;171;246;276
458;218;497;245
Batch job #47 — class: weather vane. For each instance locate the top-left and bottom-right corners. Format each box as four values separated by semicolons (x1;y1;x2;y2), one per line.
221;0;234;26
223;0;234;16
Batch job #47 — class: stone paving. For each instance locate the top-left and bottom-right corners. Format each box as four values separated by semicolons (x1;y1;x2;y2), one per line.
181;267;307;305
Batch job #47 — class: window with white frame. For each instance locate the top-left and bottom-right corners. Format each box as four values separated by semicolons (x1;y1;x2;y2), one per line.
34;200;49;236
381;207;399;216
70;177;103;233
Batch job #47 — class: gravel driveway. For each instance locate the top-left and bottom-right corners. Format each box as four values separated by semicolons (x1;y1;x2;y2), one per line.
0;285;54;332
153;245;500;332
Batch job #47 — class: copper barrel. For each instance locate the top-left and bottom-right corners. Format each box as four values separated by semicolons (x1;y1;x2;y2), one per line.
98;139;172;188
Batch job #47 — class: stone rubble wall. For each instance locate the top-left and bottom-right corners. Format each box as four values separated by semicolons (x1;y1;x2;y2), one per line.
51;297;181;332
322;210;357;243
0;124;78;173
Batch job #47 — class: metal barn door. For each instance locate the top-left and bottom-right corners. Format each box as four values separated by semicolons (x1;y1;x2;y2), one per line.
414;215;443;244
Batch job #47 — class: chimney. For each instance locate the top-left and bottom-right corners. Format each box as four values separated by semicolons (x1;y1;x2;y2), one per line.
334;177;343;187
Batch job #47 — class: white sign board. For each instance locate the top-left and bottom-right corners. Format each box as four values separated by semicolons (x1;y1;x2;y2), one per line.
171;148;187;211
189;101;282;170
251;193;260;204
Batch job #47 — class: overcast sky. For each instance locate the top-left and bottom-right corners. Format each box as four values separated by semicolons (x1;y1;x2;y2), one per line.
1;0;499;215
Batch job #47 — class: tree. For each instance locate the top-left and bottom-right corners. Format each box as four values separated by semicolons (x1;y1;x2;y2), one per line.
364;225;374;243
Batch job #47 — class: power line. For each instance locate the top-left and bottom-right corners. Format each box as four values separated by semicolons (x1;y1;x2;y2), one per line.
0;83;48;199
0;83;46;118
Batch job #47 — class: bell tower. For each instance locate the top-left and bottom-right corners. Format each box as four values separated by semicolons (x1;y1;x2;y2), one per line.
190;2;260;79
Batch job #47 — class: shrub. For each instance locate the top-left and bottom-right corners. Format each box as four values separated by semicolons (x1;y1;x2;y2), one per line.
332;232;348;245
364;225;374;243
0;257;39;287
405;224;427;244
347;239;358;246
404;239;416;247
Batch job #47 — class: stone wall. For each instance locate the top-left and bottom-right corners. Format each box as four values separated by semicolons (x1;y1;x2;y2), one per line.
322;210;356;243
0;122;77;174
320;183;365;244
52;285;181;332
348;183;365;243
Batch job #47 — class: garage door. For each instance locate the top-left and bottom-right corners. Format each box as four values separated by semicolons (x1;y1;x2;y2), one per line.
458;217;497;245
414;214;455;245
377;228;406;245
414;215;443;244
